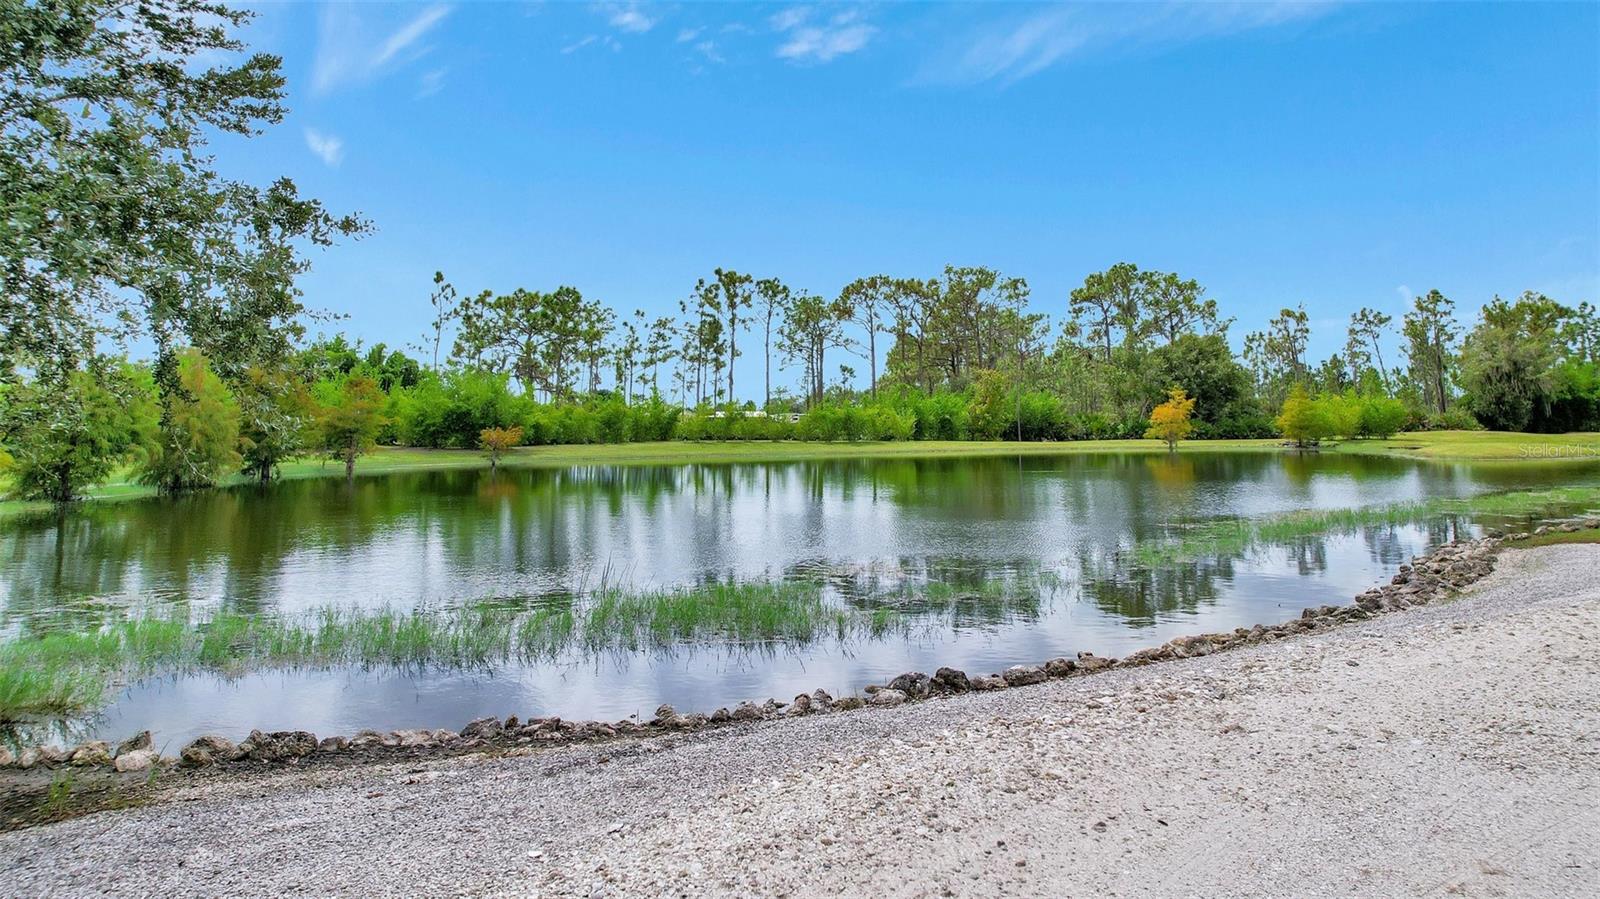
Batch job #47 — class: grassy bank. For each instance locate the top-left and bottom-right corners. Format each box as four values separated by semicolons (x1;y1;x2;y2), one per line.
1134;485;1600;567
5;430;1596;517
1323;430;1600;462
1507;527;1600;548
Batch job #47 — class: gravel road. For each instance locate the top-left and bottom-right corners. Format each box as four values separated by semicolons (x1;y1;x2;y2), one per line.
2;544;1596;898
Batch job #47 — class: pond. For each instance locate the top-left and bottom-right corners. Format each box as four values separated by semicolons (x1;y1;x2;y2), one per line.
2;450;1594;751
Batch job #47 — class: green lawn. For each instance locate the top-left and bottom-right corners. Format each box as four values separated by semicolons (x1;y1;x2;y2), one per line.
2;430;1596;517
1322;430;1600;462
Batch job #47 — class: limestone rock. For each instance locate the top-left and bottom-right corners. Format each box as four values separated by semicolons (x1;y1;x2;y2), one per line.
1043;657;1077;678
68;741;112;767
887;672;932;699
351;729;396;749
1002;664;1047;687
115;731;153;757
868;688;908;707
461;717;504;740
392;729;435;747
931;667;971;693
1075;652;1114;672
242;730;317;761
113;749;157;773
180;735;236;768
969;675;1007;691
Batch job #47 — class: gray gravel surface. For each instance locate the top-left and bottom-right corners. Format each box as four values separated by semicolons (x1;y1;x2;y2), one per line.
2;544;1597;898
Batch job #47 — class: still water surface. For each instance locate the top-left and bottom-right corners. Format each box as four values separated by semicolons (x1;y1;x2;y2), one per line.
2;451;1590;747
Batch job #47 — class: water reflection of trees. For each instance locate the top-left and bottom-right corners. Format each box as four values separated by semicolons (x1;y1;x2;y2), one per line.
1080;551;1236;626
5;452;1586;637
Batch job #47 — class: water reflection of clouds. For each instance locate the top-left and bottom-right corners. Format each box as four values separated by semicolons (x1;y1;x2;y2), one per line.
4;454;1597;745
79;523;1478;748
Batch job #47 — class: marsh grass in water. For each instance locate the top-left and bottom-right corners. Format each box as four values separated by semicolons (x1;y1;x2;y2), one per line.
1;579;1075;721
1134;486;1600;567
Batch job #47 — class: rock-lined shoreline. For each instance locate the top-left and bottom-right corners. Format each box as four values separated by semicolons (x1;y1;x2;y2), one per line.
3;518;1593;778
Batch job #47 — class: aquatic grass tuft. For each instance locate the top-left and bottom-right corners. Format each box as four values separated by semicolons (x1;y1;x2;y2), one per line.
1133;486;1600;567
0;581;940;721
0;665;106;721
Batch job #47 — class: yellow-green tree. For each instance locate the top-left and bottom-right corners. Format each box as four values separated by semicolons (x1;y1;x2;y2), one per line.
1275;383;1328;447
1145;386;1196;451
479;425;523;470
140;349;241;493
317;376;388;481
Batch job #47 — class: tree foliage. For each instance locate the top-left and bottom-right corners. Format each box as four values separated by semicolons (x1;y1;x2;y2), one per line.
1274;384;1326;447
316;375;387;480
1;359;158;502
1;0;366;380
479;425;523;470
139;349;242;492
1402;290;1458;416
1145;387;1197;450
1459;292;1593;432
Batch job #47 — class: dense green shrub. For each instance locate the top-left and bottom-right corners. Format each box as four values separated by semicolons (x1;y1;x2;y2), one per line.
1192;411;1276;440
1314;393;1364;440
863;404;916;441
629;395;682;442
1543;362;1600;432
391;371;533;448
1356;395;1409;438
904;391;969;440
796;404;858;441
1419;408;1485;432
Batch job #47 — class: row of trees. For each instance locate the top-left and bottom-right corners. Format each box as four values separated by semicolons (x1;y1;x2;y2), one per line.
0;349;392;502
3;1;1597;507
417;260;1599;422
5;272;1595;504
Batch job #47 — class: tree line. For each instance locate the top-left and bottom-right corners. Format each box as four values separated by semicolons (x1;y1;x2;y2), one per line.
3;1;1598;505
5;258;1597;502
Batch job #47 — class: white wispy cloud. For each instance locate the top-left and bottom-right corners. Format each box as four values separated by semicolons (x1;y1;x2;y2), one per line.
312;3;454;96
1396;285;1413;303
375;4;452;67
925;1;1337;85
773;5;875;64
606;2;657;34
562;33;621;54
770;7;811;32
304;128;344;166
416;67;448;98
693;39;724;64
676;27;702;43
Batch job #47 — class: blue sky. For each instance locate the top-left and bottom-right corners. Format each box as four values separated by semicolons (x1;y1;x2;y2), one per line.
217;1;1598;397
